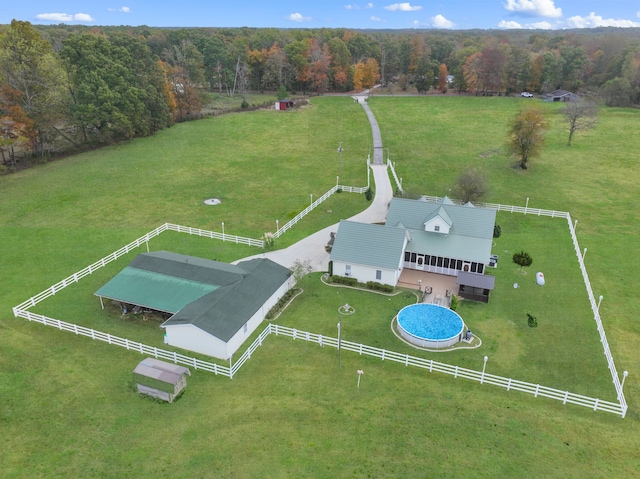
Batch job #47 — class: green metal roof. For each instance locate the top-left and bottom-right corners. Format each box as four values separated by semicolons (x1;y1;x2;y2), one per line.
95;266;219;313
330;220;407;270
386;197;496;264
164;258;292;341
95;251;291;343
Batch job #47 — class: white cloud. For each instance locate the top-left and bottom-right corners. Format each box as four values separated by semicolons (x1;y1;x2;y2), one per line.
367;2;374;8
370;16;383;22
36;12;94;22
345;3;373;9
384;3;422;12
503;0;561;18
108;6;131;13
565;12;640;28
431;14;454;29
287;12;311;22
498;20;551;29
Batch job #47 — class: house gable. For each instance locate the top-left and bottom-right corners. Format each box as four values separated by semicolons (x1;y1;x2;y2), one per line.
329;220;407;271
423;206;453;234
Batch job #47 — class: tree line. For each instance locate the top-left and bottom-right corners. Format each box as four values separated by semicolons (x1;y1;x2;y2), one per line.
1;20;640;165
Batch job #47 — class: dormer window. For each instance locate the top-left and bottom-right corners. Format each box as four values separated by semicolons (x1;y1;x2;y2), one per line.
434;225;440;232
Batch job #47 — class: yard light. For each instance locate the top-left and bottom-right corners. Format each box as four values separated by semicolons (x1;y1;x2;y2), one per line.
222;222;225;241
357;370;364;388
525;197;529;215
310;193;313;207
481;356;488;384
337;321;342;368
338;141;343;180
574;219;578;230
276;219;279;232
620;371;629;398
583;247;587;260
597;295;603;312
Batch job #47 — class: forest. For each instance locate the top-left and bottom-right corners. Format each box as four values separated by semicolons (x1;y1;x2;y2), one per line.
1;20;640;167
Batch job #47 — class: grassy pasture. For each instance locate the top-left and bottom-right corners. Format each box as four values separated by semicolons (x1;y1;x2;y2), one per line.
1;95;639;478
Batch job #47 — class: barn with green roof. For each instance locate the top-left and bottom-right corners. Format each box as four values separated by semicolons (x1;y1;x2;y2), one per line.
95;251;292;359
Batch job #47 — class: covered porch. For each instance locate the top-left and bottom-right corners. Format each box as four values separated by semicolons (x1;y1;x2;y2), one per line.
397;269;460;306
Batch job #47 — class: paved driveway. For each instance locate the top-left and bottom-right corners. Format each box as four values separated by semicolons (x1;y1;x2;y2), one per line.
234;99;393;272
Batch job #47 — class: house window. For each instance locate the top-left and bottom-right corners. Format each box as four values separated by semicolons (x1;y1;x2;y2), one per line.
430;256;437;266
477;264;484;274
376;270;382;280
437;257;443;267
410;253;417;263
404;251;411;262
345;265;351;276
456;260;463;270
443;258;449;269
434;225;440;232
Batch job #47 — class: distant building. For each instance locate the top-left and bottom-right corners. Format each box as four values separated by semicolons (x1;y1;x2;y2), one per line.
275;100;295;110
545;89;580;102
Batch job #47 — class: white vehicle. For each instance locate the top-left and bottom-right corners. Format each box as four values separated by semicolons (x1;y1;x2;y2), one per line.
521;92;533;98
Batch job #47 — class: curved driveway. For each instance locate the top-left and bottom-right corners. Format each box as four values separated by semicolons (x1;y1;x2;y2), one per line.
235;96;393;272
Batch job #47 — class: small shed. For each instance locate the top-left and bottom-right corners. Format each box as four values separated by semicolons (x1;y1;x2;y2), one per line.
456;271;496;303
275;100;294;111
133;357;191;402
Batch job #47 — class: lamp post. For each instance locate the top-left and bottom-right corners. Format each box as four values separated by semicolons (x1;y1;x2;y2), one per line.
310;193;313;207
525;197;529;215
337;142;343;182
221;222;225;241
574;219;578;231
337;321;342;368
481;356;488;384
276;219;279;232
597;295;603;312
620;371;629;399
583;247;587;260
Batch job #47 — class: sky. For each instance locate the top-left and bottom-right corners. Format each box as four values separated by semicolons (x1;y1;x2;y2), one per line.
2;1;640;30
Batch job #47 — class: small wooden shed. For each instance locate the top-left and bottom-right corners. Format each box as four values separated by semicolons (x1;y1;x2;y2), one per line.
275;100;294;111
133;358;191;403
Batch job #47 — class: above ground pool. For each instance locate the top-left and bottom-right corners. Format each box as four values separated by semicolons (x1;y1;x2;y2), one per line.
396;303;465;349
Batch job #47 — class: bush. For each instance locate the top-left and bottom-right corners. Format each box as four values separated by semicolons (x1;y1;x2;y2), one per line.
450;294;459;311
365;281;394;293
365;187;373;201
329;275;359;287
527;313;538;328
493;225;501;238
265;288;299;320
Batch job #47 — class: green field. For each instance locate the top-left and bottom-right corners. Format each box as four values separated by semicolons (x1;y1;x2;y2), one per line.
1;96;638;478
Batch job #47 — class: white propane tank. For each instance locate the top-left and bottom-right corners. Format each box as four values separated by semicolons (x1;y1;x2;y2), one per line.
536;272;545;286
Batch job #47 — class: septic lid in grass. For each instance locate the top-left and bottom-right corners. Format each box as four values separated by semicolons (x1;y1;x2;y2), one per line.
204;198;221;205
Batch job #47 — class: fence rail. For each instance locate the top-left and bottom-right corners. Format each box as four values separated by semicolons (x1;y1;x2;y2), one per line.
11;307;626;416
420;195;569;219
387;159;403;193
273;183;366;238
268;324;626;417
11;183;627;417
14;309;231;376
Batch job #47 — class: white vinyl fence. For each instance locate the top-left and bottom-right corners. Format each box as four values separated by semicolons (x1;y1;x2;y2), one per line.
11;193;627;418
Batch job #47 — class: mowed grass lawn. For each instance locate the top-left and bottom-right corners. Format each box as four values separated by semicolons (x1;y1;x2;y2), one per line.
1;95;639;478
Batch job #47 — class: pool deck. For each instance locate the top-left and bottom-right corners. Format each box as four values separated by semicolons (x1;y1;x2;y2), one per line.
397;270;460;305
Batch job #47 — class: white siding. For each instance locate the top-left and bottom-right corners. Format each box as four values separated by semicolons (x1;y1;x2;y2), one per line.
332;260;398;287
424;216;451;234
163;277;291;360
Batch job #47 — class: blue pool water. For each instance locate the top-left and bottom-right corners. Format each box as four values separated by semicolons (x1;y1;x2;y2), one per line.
397;303;464;341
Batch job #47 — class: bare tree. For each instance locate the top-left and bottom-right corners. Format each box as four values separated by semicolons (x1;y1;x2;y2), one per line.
451;168;488;204
563;99;597;146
